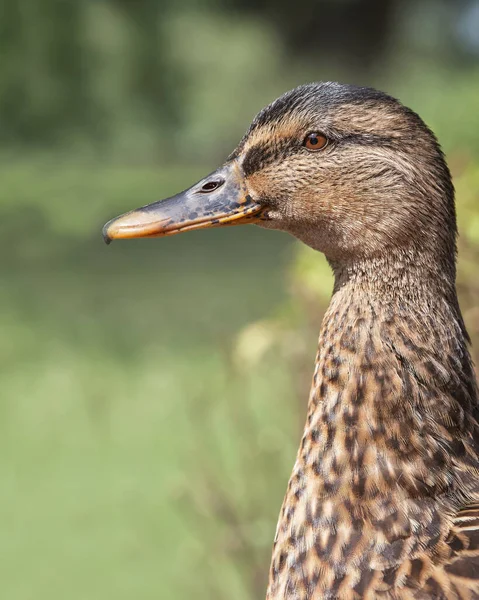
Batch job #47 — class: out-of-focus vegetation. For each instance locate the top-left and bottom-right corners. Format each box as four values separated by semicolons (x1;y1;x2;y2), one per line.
2;1;479;598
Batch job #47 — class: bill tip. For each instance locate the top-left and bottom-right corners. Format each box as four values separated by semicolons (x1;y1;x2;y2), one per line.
102;223;112;245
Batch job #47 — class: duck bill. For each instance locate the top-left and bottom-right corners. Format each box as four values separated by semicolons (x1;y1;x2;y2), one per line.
102;162;264;244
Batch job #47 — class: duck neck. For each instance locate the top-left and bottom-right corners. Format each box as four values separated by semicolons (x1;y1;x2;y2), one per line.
305;247;478;505
267;247;479;599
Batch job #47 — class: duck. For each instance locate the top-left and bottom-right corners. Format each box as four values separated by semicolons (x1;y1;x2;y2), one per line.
103;82;479;600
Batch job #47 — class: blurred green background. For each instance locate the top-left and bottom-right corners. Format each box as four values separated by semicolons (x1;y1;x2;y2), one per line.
2;0;479;598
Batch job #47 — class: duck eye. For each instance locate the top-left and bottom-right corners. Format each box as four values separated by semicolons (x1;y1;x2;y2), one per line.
304;132;328;151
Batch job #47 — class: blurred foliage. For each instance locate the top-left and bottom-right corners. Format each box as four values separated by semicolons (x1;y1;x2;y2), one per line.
0;162;294;600
1;0;476;159
1;0;479;598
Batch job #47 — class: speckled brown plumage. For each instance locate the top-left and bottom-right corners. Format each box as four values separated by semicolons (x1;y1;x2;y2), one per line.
267;257;479;599
103;82;479;599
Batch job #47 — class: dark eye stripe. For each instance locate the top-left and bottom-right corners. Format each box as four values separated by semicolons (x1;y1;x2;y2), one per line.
242;138;299;176
241;131;396;177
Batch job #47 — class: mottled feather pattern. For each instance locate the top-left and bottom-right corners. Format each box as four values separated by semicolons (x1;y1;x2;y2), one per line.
267;276;479;599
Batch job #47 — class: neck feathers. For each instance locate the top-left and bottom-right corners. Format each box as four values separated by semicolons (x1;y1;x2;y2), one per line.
267;251;479;600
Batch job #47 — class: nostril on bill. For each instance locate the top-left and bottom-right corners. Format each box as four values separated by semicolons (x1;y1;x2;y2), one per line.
199;179;224;193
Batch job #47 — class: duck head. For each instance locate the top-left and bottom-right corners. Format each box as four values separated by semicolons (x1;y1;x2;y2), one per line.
103;82;455;267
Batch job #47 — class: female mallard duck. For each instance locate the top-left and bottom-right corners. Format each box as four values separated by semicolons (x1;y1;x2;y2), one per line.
103;83;479;600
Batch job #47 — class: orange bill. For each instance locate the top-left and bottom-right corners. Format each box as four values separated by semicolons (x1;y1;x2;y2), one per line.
102;161;265;244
